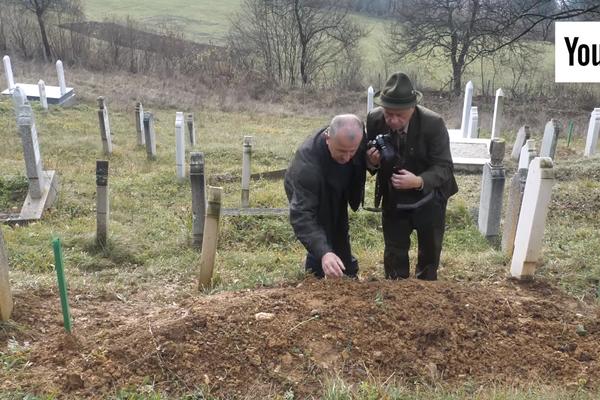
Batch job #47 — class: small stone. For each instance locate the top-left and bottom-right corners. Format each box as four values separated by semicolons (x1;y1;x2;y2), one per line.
341;349;350;361
249;354;262;366
254;312;275;321
373;351;383;361
576;324;588;336
310;309;320;317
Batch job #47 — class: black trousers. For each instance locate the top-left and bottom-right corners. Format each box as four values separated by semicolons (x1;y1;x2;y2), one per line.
382;192;447;281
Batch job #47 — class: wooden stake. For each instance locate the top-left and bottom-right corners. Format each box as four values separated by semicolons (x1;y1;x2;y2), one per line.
198;186;223;290
0;227;13;321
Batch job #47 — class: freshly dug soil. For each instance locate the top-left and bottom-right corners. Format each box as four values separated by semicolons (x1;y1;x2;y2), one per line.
1;278;599;398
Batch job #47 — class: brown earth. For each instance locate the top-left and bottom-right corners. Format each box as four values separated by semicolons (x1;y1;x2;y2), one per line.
1;278;600;398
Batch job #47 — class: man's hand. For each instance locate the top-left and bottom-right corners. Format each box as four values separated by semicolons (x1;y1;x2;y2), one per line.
321;252;345;278
391;169;423;190
366;147;381;168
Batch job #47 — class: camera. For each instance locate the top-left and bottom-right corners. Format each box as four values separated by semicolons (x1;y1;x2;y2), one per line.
368;133;401;180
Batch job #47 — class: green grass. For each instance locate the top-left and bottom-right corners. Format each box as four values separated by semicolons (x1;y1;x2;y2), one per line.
1;95;600;398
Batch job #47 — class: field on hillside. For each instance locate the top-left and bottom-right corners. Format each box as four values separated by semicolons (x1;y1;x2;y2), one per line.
1;81;600;398
80;0;555;91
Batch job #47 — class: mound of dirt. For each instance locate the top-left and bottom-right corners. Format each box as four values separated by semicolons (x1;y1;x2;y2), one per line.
1;278;599;398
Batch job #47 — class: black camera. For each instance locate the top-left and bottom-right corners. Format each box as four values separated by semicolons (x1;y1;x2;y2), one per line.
368;133;401;179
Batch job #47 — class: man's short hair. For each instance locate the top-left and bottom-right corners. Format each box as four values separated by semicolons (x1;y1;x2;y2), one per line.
329;114;363;141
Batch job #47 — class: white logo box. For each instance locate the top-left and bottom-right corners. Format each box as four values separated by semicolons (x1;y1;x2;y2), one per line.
555;21;600;83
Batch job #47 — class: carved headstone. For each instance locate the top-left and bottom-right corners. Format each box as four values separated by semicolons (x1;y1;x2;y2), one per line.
584;108;600;157
143;112;157;160
511;125;530;161
467;106;479;138
460;81;474;138
539;119;560;160
135;102;145;146
175;112;185;180
491;88;504;139
97;97;112;155
510;157;555;279
478;139;506;239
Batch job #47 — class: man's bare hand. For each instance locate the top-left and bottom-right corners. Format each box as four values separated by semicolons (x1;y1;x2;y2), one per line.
367;147;381;168
391;169;423;190
321;252;345;278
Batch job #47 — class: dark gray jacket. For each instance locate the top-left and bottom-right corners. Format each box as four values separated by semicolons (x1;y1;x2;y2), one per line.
284;128;366;259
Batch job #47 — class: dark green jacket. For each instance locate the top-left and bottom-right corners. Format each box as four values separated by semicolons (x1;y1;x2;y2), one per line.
367;105;458;209
284;128;366;259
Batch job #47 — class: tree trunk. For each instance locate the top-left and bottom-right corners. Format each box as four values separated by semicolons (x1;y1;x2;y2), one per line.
36;11;52;61
452;62;462;97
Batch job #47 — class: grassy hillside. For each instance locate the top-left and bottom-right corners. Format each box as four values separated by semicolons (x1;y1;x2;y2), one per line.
81;0;556;92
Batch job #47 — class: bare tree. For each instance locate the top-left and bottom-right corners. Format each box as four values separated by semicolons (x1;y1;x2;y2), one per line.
387;0;600;96
228;0;366;87
9;0;82;61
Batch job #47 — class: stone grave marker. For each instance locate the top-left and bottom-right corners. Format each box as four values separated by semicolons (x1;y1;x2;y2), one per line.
511;125;530;161
241;136;252;208
135;102;145;146
143;112;157;160
97;97;112;155
539;119;560;160
190;152;206;247
478;139;506;239
3;55;15;91
467;106;479;138
38;80;48;110
14;102;59;221
367;86;374;114
186;113;196;146
175;112;185;180
460;81;473;138
510;157;555;279
96;160;109;247
491;88;504;139
584;108;600;157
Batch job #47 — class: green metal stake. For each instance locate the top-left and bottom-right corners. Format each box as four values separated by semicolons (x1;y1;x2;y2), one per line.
52;237;72;333
567;120;574;148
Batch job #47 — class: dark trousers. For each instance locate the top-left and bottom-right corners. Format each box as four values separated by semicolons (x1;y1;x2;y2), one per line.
382;192;447;280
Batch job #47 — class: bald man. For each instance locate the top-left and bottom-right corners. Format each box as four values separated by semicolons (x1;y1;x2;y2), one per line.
285;114;367;278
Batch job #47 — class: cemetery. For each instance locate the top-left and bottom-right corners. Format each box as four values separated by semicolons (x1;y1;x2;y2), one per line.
1;58;600;398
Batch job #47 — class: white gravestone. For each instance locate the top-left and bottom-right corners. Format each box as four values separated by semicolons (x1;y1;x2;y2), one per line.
539;119;560;160
0;227;13;321
38;80;48;110
460;81;474;138
467;106;479;138
511;125;530;161
175;112;185;180
12;85;27;111
510;157;555;279
502;139;536;257
3;55;15;90
17;104;44;198
97;97;112;155
135;102;145;146
491;88;504;139
56;60;67;96
367;86;374;114
584;108;600;157
241;136;252;208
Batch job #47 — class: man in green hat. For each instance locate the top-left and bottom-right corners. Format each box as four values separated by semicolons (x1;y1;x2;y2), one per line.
366;72;458;280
